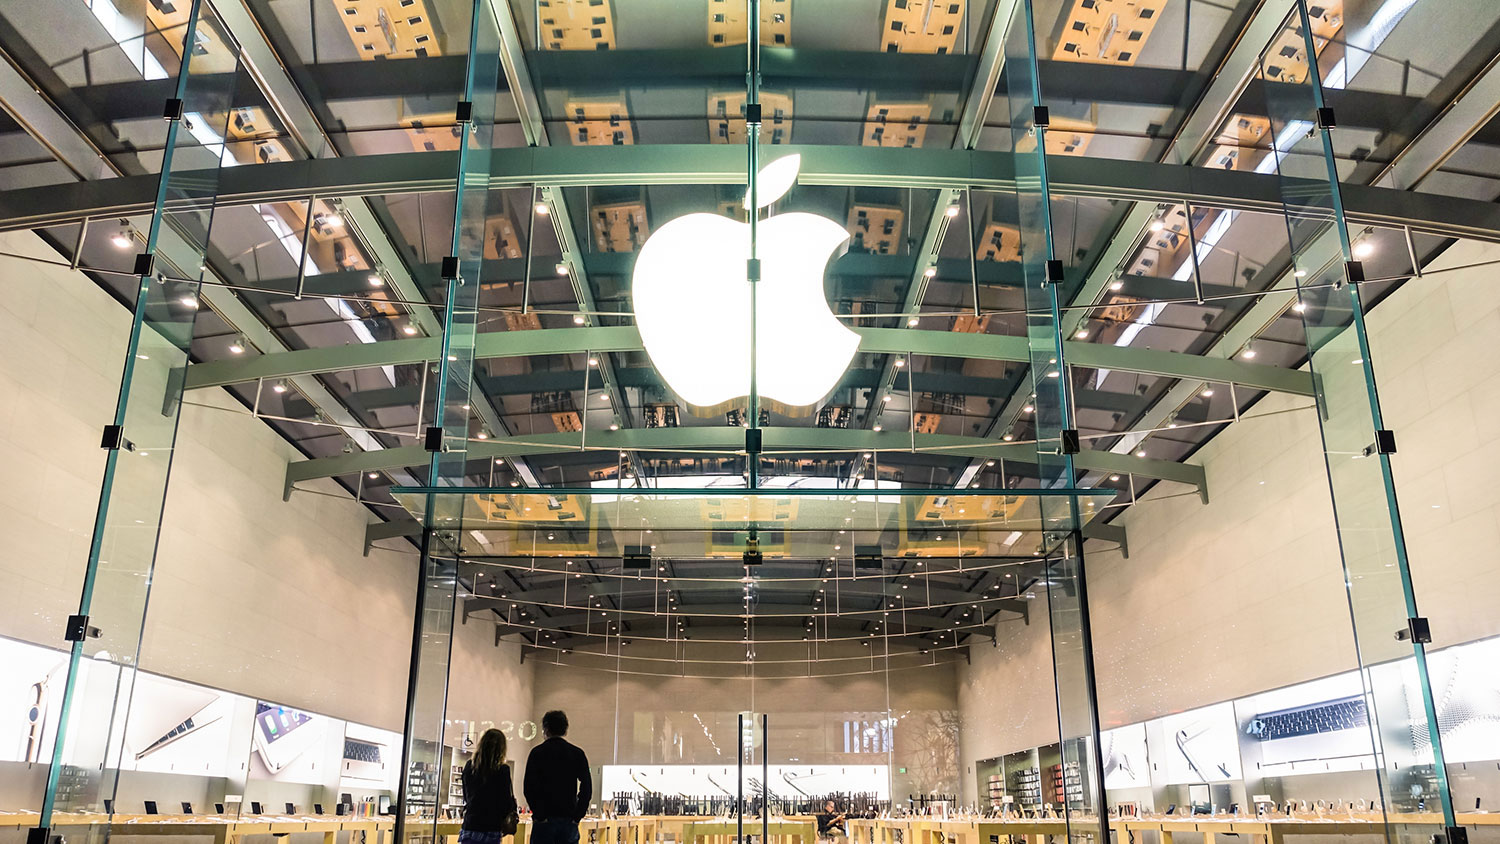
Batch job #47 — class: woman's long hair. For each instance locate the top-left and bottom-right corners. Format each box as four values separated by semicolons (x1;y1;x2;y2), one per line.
473;728;507;775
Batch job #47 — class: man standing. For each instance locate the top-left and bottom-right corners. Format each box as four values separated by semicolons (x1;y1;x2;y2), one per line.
523;711;592;844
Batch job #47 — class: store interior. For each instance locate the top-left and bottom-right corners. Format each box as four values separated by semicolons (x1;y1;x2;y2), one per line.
3;0;1500;843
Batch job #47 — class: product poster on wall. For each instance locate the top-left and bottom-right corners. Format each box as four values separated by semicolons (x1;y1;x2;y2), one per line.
1100;723;1150;790
249;700;344;785
0;637;69;764
1160;702;1241;784
341;722;402;791
1396;637;1500;764
601;765;890;800
118;673;241;776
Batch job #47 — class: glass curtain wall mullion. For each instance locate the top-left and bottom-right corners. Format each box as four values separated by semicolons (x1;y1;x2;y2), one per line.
1267;1;1457;836
34;0;238;836
746;0;762;491
1002;2;1108;842
393;0;503;840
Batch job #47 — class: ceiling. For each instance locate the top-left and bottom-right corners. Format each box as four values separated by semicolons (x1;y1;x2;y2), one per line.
2;0;1498;670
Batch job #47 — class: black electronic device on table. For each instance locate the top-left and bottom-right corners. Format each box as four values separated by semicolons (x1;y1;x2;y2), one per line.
285;802;296;815
215;804;225;815
1165;804;1176;815
144;801;158;815
378;795;392;815
182;802;193;815
250;802;263;815
314;804;324;816
336;804;346;816
103;800;113;815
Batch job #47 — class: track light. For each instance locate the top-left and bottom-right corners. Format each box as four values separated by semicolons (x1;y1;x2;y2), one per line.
367;273;384;287
573;314;586;325
272;381;288;394
110;224;133;249
534;203;549;216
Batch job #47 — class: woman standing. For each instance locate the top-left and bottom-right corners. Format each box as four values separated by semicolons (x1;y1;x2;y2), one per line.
460;729;519;844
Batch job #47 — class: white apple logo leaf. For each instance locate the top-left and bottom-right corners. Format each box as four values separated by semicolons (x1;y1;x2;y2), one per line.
633;155;859;408
743;154;801;209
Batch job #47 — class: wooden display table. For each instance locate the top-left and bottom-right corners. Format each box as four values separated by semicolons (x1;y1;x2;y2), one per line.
1122;812;1500;844
678;817;817;844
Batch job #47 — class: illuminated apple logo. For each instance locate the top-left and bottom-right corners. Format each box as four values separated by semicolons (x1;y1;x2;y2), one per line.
632;155;859;408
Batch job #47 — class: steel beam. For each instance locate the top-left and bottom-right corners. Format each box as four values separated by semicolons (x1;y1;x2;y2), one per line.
7;147;1500;244
187;324;1313;399
284;425;1205;495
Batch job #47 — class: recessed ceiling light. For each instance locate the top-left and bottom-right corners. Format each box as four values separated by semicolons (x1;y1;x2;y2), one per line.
368;472;378;480
534;203;549;216
1353;240;1375;259
1109;474;1120;481
945;205;960;218
1135;449;1146;458
873;424;882;432
1293;301;1307;313
923;267;937;278
1201;388;1214;397
1003;434;1014;441
588;357;599;366
907;317;919;327
367;274;383;287
403;324;418;336
1110;279;1124;291
110;231;133;249
1075;329;1088;339
1149;219;1165;232
573;314;585;325
1023;404;1034;413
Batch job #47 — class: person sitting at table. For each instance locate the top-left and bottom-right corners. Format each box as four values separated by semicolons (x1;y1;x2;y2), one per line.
817;800;847;843
460;729;519;844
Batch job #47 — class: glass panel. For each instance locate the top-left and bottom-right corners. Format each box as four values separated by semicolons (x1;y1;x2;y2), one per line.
395;2;503;843
1260;1;1456;836
38;0;239;834
1004;2;1107;841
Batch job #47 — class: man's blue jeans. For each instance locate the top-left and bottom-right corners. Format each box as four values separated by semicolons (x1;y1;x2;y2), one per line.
531;819;581;844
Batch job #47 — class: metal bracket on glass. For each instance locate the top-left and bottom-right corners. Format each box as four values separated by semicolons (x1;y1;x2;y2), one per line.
455;101;474;124
163;98;184;121
101;424;126;450
1396;616;1432;644
134;252;156;277
1033;105;1050;128
1061;429;1080;454
26;827;50;844
1045;259;1065;284
745;427;763;456
424;426;444;453
1316;107;1337;130
1444;826;1470;844
64;614;99;642
746;258;761;282
745;103;762;125
440;256;460;281
1344;260;1365;285
1375;429;1396;454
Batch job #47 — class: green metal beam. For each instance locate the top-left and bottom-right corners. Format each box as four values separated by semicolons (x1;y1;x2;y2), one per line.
287;425;1205;497
7;146;1500;244
188;324;1313;398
